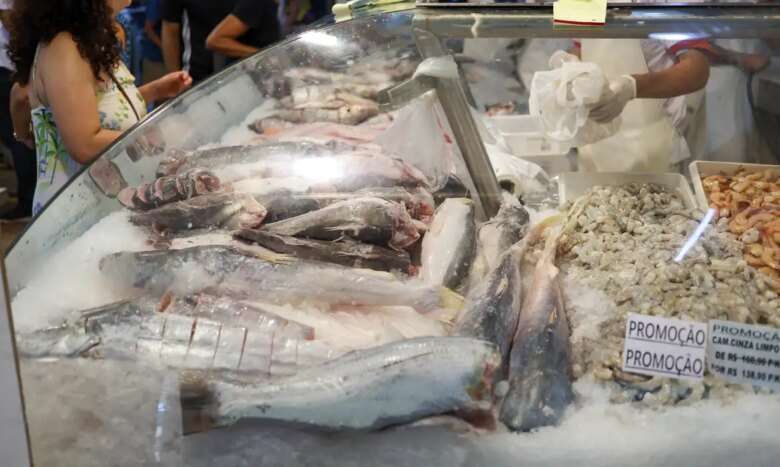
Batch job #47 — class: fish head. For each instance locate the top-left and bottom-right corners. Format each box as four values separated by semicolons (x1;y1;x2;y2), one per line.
100;250;176;294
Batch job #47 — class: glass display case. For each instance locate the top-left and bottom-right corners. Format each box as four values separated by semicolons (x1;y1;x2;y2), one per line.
7;4;780;466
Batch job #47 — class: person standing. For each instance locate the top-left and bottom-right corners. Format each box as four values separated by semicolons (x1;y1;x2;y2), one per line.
8;0;192;215
141;0;166;86
205;0;281;62
0;0;35;218
160;0;235;83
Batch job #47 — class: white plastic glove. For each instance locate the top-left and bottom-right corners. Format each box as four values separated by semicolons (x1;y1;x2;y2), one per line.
589;75;636;123
548;50;580;69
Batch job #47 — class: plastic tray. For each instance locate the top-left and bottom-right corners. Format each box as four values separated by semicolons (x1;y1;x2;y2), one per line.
557;172;697;208
489;115;571;157
689;160;780;210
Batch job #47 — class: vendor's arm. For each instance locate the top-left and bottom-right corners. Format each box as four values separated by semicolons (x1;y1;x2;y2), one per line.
633;50;710;98
206;15;258;59
39;33;121;164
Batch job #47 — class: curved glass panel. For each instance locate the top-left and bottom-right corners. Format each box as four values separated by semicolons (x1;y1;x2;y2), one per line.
9;7;780;466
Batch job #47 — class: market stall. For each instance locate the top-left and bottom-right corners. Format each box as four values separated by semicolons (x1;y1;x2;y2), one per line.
6;4;780;466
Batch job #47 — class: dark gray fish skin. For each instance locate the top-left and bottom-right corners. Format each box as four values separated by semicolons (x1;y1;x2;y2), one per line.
499;237;573;432
453;247;523;378
156;142;336;177
433;176;470;205
262;197;420;250
234;230;412;273
255;191;322;223
206;336;501;431
468;197;530;288
130;193;267;232
99;246;443;312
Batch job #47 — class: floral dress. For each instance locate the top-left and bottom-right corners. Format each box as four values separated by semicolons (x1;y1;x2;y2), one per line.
31;61;147;215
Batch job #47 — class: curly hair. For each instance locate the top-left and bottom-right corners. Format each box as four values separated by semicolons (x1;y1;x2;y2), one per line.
7;0;122;84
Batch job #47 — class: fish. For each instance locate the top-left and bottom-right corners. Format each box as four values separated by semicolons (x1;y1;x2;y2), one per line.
421;198;476;289
292;187;435;223
213;151;429;192
156;142;337;177
281;87;380;110
269;105;379;126
468;196;530;287
118;169;222;211
16;325;99;358
262;197;421;250
453;221;546;377
18;296;324;376
198;336;500;431
129;193;267;232
99;245;453;312
499;231;574;432
234;230;412;273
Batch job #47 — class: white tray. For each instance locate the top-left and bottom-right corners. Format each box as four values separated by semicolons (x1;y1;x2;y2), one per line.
489;115;571;157
557;172;697;209
689;160;780;210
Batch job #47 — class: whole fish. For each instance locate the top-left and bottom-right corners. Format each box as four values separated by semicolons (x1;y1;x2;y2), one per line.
262;197;421;250
421;198;476;289
156;142;336;177
203;336;500;431
468;197;530;287
17;296;323;376
118;169;222;211
234;230;412;273
269;104;379;126
293;186;435;223
99;246;453;312
453;222;545;377
499;232;574;432
130;193;267;232
213;152;429;192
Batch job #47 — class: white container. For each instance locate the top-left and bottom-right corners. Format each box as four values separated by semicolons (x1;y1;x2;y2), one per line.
489;115;572;157
557;172;697;209
689;160;780;210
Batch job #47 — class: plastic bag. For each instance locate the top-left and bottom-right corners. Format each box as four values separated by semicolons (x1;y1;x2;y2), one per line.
375;90;456;191
529;60;620;146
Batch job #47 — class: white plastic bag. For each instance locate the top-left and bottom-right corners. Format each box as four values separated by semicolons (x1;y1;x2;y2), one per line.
376;90;457;190
529;60;620;146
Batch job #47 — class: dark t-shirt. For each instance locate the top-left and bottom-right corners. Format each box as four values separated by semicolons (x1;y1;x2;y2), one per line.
232;0;281;51
161;0;235;82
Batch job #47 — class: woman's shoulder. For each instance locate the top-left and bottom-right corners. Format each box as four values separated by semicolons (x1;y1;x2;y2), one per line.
42;32;81;55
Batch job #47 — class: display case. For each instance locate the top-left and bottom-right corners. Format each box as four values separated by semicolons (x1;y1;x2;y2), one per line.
7;4;780;466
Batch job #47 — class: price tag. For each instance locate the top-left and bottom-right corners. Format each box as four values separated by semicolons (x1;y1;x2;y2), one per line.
707;320;780;391
622;313;708;380
553;0;607;26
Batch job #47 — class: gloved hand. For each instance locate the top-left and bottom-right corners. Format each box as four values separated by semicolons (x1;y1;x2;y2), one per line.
548;50;579;69
589;75;636;123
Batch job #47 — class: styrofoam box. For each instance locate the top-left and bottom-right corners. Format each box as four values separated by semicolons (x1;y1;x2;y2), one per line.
489;115;571;157
557;172;697;209
689;160;780;210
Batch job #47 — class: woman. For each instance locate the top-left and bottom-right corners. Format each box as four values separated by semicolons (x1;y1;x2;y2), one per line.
8;0;192;215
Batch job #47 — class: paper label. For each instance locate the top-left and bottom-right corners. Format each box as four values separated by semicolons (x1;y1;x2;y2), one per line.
622;313;707;380
553;0;608;26
707;320;780;391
